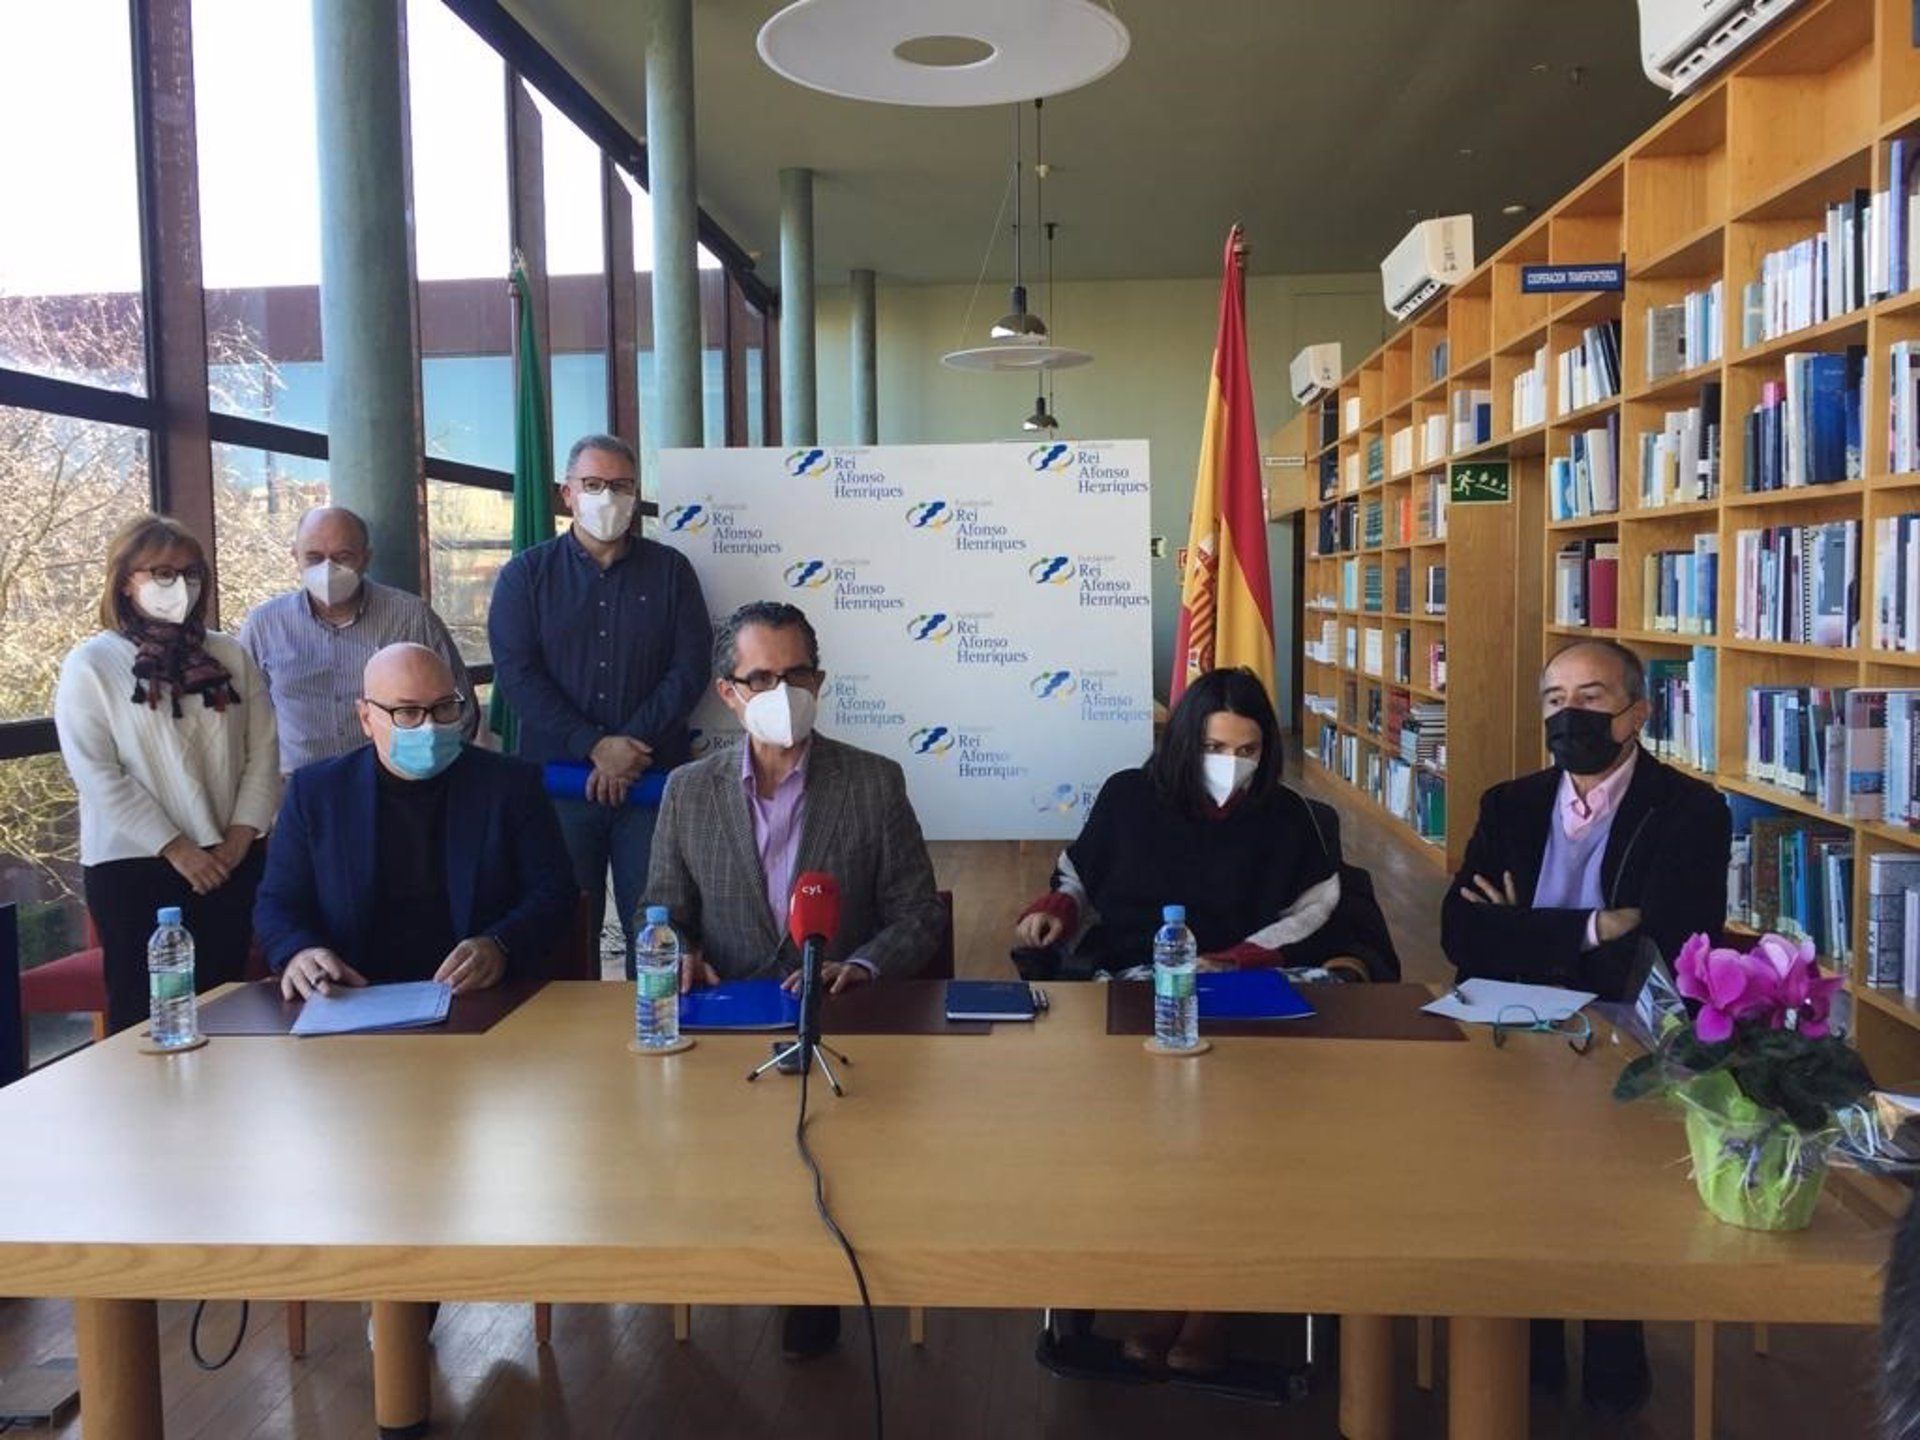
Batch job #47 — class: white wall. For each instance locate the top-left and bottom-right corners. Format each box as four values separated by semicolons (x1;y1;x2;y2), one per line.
810;272;1388;713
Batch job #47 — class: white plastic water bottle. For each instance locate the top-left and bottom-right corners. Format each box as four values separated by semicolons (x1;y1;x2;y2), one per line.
634;905;682;1049
147;906;198;1050
1152;904;1199;1051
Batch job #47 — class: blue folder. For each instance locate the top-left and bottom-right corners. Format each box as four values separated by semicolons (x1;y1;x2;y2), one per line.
1195;969;1315;1022
678;979;799;1032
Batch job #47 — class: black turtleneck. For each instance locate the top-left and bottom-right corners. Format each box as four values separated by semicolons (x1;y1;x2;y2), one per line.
368;761;456;982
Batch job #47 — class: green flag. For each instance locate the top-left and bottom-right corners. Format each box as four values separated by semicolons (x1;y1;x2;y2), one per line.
487;258;554;752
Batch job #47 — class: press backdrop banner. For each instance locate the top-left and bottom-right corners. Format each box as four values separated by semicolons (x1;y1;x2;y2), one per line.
658;442;1154;841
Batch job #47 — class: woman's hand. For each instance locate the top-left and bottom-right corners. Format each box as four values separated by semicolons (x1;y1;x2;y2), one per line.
1014;912;1066;949
210;825;256;872
161;835;229;895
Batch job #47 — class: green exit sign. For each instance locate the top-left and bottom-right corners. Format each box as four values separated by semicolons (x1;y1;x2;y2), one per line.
1448;460;1511;505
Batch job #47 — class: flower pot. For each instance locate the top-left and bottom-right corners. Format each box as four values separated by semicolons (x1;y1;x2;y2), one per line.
1679;1079;1831;1232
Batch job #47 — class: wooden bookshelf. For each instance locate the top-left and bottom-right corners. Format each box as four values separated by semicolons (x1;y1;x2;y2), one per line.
1300;0;1920;1079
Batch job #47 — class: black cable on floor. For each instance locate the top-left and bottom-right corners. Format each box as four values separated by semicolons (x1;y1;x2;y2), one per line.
795;1057;883;1440
189;1299;249;1371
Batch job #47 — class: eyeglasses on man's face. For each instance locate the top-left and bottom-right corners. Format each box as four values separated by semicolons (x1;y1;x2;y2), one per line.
725;666;822;695
572;476;638;497
363;695;467;729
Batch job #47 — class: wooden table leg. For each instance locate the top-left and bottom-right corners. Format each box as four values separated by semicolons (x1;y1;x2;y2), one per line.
1448;1316;1527;1440
371;1300;432;1440
1339;1314;1396;1440
1693;1321;1714;1440
74;1298;163;1440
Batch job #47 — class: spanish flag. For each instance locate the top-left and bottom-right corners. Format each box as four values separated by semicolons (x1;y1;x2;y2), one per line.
1172;226;1275;704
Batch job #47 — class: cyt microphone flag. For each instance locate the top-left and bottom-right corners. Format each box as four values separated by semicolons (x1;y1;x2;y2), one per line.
788;872;842;949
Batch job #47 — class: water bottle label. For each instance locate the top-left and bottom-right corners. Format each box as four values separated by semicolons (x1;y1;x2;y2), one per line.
638;967;678;1001
150;970;194;1004
1154;966;1195;1000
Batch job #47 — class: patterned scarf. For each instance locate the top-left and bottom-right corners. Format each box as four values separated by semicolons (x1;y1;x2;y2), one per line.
121;612;240;717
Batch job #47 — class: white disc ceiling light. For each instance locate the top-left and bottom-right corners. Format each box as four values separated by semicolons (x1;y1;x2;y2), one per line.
756;0;1130;107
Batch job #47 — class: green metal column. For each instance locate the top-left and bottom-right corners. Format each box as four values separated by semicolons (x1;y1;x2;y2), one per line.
311;0;422;590
780;167;816;445
850;267;877;445
647;0;703;448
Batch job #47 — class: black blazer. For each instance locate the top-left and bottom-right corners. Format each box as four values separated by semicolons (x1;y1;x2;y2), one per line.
1440;752;1730;1000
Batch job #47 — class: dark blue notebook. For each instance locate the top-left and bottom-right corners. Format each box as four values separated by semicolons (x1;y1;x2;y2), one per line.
1196;970;1315;1022
678;979;799;1031
944;980;1039;1022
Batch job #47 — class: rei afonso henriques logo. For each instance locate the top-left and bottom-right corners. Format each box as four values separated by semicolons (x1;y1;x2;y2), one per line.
1028;555;1076;585
662;503;709;534
1029;669;1077;700
907;725;955;756
905;500;951;530
784;559;830;590
785;448;831;477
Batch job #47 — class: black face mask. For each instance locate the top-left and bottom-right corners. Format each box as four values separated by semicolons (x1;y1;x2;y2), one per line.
1545;704;1629;776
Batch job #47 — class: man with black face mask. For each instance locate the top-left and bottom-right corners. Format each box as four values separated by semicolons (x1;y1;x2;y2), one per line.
1439;638;1730;1415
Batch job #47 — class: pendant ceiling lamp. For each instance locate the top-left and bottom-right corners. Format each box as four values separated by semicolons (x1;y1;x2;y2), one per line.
943;100;1092;375
1021;392;1060;432
757;0;1129;108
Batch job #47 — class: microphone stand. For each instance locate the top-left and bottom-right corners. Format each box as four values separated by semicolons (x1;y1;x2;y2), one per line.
746;934;853;1096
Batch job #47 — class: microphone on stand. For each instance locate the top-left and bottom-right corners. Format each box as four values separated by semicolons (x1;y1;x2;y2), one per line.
787;871;842;1052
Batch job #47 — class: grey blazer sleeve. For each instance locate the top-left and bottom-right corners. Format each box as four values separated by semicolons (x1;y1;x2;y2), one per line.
848;758;942;978
644;767;704;948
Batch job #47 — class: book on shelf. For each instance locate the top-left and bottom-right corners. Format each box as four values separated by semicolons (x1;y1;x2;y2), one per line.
1392;562;1411;615
1343;451;1361;493
1873;512;1920;652
1366;436;1384;486
1340;557;1359;608
1318;397;1340;450
1390;426;1414;477
1644;646;1717;774
1450;387;1492;451
1644;281;1723;382
1427;639;1447;693
1365;684;1383;735
1362;627;1383;677
1890;341;1920;474
1402;700;1446;769
1393;492;1416;545
1424;563;1447;615
1344;394;1362;435
1740;348;1864;493
1637;381;1721;508
1362;498;1384;548
1746;195;1888;346
1343;625;1357;668
1549;411;1621;520
1429;339;1450;383
1318;449;1338;502
1420;412;1448;466
1512;344;1549;430
1417;473;1449;540
1392;627;1411;683
1556;319;1621;415
1304;618;1338;663
1869;851;1920;987
1362;561;1383;614
1641;535;1719;635
1893;136;1920;295
1552;538;1618;629
1732;520;1859;647
1745;685;1848;811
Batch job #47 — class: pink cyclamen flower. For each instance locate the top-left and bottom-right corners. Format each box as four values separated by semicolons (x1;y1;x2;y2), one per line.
1673;932;1769;1042
1748;932;1842;1036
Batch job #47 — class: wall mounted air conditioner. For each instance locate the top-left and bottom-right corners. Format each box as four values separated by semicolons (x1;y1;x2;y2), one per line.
1290;343;1343;405
1381;216;1474;322
1638;0;1803;95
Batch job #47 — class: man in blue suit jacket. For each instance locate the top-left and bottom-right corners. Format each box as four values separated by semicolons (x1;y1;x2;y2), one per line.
255;643;575;998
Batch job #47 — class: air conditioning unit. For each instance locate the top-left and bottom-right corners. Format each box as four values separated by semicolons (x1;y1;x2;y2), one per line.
1289;343;1343;405
1638;0;1802;95
1381;216;1474;322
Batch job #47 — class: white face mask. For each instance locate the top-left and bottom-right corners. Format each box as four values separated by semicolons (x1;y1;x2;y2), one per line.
301;559;362;609
573;488;636;543
1202;753;1258;807
741;682;817;750
134;576;199;626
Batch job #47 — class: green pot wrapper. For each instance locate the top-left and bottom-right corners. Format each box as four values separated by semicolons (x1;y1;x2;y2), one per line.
1676;1072;1831;1232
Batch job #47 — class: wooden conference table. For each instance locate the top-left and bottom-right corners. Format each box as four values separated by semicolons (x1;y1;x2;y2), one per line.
0;980;1892;1439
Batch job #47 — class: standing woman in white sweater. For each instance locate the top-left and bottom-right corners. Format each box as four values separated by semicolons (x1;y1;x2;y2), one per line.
55;515;281;1033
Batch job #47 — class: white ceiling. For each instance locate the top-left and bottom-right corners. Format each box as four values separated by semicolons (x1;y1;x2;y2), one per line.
503;0;1673;285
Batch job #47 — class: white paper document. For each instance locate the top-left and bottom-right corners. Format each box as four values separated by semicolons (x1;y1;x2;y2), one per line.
1421;978;1597;1025
291;981;452;1037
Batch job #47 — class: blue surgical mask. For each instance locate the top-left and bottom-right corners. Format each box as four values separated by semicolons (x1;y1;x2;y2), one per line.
387;721;464;780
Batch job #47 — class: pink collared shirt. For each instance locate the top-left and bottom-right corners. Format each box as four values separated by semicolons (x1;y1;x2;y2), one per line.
741;738;810;927
1552;746;1638;948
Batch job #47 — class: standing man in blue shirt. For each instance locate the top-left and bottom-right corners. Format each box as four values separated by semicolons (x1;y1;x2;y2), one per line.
487;434;710;975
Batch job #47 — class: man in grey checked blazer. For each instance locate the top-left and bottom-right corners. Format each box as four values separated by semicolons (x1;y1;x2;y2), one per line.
644;600;941;988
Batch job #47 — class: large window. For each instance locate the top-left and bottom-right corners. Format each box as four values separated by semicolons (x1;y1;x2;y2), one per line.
426;479;516;665
411;0;514;472
535;88;609;471
193;0;326;430
214;445;329;627
0;0;147;395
